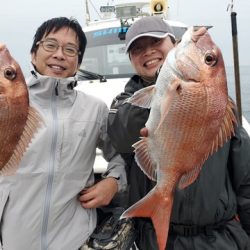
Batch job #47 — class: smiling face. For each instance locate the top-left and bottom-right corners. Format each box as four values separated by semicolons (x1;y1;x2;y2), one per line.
31;27;80;78
129;36;175;80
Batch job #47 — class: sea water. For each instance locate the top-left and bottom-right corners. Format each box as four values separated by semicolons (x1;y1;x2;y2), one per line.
226;65;250;122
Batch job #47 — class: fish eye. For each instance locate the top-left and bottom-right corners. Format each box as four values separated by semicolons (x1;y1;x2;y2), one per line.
204;52;217;66
4;67;16;80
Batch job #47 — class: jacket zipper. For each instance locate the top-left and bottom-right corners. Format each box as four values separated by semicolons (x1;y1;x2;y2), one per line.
41;80;59;250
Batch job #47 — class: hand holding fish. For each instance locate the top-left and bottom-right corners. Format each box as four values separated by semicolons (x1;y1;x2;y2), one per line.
140;127;148;137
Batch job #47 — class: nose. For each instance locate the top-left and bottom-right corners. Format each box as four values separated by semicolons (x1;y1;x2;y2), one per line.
143;45;155;56
52;46;65;59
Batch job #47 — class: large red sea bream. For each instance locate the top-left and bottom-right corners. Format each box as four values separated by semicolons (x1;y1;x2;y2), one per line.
121;27;237;250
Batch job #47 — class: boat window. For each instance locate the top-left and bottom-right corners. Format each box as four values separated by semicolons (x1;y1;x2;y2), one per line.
80;25;187;79
80;26;135;79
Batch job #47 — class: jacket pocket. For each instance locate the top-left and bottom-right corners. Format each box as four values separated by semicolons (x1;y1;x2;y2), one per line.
0;189;10;249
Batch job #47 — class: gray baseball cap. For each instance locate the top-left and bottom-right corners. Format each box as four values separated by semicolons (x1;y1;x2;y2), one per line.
125;16;176;53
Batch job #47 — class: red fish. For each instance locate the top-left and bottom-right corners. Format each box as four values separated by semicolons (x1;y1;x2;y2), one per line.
0;43;42;175
121;27;237;250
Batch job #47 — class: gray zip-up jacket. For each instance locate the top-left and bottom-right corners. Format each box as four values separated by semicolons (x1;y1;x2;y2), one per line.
0;72;127;250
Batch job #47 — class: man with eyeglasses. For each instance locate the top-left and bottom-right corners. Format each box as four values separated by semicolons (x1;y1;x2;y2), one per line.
0;17;126;250
36;39;81;57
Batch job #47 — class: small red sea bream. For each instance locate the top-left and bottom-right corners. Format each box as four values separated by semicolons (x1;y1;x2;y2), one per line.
0;43;42;175
121;27;237;250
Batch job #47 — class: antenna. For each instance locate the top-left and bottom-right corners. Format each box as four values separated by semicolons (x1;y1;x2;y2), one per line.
227;0;242;125
88;0;102;19
85;0;90;25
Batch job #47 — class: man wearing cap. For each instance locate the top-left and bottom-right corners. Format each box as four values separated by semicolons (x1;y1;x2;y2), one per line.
107;16;176;249
124;16;176;83
108;15;250;250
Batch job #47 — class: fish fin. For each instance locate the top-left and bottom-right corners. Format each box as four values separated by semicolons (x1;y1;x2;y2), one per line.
209;98;237;155
133;137;157;181
178;165;202;189
0;106;43;175
121;187;173;250
126;85;155;108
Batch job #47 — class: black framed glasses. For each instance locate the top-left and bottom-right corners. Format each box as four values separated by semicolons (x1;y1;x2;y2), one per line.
36;39;80;57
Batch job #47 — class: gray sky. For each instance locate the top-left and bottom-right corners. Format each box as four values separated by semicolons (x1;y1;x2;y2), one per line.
0;0;249;76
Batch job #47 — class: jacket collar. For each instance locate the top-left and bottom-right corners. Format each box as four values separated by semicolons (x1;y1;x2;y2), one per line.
26;68;78;106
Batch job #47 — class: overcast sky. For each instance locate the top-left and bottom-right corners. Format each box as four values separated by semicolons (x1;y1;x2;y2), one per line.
0;0;249;76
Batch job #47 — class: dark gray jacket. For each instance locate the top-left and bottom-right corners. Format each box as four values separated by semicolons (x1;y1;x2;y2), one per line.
108;75;250;250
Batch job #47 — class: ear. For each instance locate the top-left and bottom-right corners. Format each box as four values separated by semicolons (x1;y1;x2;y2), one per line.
31;52;36;65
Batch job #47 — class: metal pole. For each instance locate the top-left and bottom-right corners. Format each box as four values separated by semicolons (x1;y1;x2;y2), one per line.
85;0;90;25
230;11;242;125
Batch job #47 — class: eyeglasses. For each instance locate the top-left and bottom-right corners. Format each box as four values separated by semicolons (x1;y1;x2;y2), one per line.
36;39;80;57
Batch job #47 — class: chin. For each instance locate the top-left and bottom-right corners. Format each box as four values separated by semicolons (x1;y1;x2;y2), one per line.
146;70;157;78
49;71;66;78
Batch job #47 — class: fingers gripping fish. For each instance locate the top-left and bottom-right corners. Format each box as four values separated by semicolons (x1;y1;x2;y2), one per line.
122;27;237;250
0;43;43;175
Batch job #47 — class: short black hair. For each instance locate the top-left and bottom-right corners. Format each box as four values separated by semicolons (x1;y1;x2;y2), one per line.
30;17;87;65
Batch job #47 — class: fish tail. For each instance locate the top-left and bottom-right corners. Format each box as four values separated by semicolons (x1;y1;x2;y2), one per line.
121;187;173;250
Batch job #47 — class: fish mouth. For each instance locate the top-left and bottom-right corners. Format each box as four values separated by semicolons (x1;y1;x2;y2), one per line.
166;26;206;83
0;43;7;52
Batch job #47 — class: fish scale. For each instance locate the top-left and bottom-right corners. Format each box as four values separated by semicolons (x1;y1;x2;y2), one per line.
0;42;42;175
122;27;237;250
